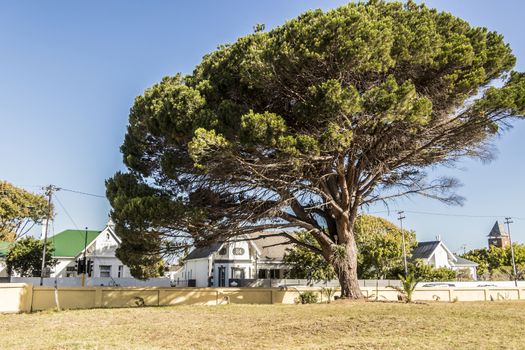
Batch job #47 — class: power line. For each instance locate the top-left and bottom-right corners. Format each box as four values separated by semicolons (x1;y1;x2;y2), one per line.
367;209;525;221
54;194;80;230
1;183;106;199
58;187;106;199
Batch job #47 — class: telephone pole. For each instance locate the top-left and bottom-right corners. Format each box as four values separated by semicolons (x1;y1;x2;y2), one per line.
40;185;58;286
81;227;88;287
398;211;408;276
505;217;518;287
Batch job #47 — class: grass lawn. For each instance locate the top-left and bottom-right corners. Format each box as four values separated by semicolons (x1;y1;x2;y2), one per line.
1;301;524;349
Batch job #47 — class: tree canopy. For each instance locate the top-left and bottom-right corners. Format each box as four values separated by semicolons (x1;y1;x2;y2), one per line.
107;1;525;297
0;181;50;241
284;215;415;281
5;237;55;277
354;215;416;279
462;245;525;280
283;231;336;282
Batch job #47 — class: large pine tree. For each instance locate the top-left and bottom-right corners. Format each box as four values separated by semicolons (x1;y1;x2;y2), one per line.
107;1;525;297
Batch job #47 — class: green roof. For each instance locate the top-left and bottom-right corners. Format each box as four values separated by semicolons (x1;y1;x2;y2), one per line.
49;229;100;257
0;241;13;258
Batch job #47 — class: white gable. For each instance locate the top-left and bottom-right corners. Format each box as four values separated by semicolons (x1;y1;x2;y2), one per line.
85;226;121;257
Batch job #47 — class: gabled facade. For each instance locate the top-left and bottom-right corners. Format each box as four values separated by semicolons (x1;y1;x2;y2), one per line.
175;234;292;287
50;221;132;279
0;221;133;279
412;240;478;280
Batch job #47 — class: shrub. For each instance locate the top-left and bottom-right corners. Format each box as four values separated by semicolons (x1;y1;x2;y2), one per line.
295;291;319;304
321;287;336;303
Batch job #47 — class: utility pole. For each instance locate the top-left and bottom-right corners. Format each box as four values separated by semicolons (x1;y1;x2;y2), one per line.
40;185;58;286
81;227;88;287
505;217;518;287
398;211;408;277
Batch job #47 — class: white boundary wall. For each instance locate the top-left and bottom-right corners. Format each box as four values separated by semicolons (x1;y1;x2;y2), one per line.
10;277;171;287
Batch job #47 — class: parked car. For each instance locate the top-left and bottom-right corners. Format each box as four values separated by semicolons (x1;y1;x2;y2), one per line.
421;283;456;288
476;283;497;288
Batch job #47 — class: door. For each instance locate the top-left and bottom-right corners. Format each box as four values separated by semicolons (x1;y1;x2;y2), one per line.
218;266;226;287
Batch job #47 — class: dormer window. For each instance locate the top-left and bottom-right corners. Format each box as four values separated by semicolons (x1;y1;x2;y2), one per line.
219;247;227;255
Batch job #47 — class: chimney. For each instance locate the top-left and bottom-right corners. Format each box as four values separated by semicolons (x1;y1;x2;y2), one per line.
106;217;116;230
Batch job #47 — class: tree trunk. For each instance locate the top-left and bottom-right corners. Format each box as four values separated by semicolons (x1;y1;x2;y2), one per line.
333;240;364;299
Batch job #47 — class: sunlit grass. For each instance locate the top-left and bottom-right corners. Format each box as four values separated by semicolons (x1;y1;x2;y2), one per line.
1;301;524;349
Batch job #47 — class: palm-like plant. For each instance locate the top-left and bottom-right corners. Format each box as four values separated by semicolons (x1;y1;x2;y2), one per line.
388;273;418;303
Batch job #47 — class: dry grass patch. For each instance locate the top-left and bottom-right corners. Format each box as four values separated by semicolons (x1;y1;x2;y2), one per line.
1;301;524;349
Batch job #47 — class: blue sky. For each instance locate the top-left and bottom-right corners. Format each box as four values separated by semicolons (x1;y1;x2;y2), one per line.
0;1;524;253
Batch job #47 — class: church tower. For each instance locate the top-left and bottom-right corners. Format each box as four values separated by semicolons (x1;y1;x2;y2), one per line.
487;221;510;248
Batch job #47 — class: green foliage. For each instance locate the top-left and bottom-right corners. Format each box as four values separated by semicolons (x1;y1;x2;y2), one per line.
354;215;416;279
295;290;319;304
106;172;190;280
388;273;418;303
404;260;456;282
283;232;336;283
285;215;415;281
0;181;51;241
109;0;524;295
462;244;525;280
6;237;55;277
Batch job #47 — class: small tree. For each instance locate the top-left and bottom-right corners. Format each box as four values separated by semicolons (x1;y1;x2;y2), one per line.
6;237;55;277
0;181;51;241
389;273;418;303
400;260;456;281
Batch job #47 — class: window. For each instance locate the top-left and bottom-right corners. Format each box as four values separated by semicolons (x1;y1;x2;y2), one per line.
66;266;76;278
232;248;245;255
231;267;245;279
270;269;281;279
218;247;227;255
258;269;268;279
118;265;124;278
99;265;112;278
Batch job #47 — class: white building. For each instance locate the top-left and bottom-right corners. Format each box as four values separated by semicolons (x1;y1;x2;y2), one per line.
411;240;478;280
0;220;133;280
49;221;132;279
174;234;291;287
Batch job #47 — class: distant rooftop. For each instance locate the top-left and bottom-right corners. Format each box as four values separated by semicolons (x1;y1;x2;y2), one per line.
453;255;478;266
186;242;223;260
248;233;293;261
49;229;100;257
411;241;441;260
